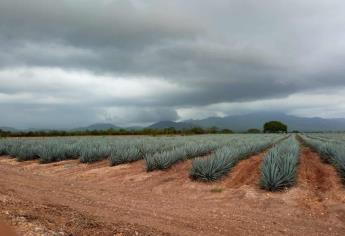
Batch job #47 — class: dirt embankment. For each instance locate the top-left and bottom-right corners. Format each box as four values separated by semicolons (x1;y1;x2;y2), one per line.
0;146;345;236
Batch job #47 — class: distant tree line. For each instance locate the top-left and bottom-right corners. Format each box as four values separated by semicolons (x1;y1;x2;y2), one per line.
0;120;295;137
0;129;11;137
0;127;234;137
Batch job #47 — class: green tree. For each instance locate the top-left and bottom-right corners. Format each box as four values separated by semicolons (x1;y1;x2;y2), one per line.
207;126;219;134
263;121;287;133
220;129;233;134
189;127;205;134
247;128;261;133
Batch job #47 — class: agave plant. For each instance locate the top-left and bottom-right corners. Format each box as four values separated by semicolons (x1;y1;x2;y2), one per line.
109;145;142;166
260;136;300;191
190;135;282;181
38;143;68;163
79;143;111;163
145;147;187;171
144;140;224;172
190;147;237;181
15;143;39;161
0;139;13;155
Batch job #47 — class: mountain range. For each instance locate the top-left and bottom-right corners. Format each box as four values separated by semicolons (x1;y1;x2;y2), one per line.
183;112;345;132
2;112;345;132
72;123;119;131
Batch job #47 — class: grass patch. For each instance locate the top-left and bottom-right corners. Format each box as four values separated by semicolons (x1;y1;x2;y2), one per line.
210;187;224;193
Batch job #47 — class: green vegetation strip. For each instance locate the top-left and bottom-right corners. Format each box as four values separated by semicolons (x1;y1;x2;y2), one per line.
0;135;281;167
189;135;283;181
0;136;189;164
144;142;218;171
260;135;300;191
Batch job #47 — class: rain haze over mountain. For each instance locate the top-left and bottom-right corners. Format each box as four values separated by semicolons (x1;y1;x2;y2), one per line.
1;0;345;129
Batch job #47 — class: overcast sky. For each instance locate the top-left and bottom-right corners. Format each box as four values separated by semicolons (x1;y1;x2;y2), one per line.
1;0;345;128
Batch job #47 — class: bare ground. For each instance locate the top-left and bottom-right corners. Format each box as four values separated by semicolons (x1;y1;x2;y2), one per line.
0;146;345;236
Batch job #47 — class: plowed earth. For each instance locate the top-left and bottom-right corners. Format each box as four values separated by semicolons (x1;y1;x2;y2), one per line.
0;146;345;236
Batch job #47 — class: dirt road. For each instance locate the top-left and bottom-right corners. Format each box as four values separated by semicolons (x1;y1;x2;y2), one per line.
1;147;345;235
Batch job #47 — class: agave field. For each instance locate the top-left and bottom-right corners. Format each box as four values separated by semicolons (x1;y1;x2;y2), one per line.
0;134;282;172
1;133;345;192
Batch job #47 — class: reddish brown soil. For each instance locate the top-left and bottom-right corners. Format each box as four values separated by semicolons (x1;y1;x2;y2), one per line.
0;147;345;236
222;153;264;188
0;220;17;236
293;147;345;218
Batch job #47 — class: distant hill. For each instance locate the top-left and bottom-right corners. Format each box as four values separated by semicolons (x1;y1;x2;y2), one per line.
3;112;345;133
0;127;56;132
0;127;17;132
72;123;119;131
148;121;195;130
184;112;345;132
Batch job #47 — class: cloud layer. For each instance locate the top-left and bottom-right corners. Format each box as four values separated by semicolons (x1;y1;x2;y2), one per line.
1;0;345;128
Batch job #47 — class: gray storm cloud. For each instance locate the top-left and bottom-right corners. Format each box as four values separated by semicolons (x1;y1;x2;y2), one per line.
1;0;345;128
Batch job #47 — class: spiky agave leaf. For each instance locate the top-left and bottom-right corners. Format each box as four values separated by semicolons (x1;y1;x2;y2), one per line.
319;143;336;163
260;136;300;191
190;135;282;181
109;146;142;166
38;143;68;163
15;143;39;161
144;141;221;172
325;145;345;183
145;148;187;171
79;143;111;163
190;147;236;181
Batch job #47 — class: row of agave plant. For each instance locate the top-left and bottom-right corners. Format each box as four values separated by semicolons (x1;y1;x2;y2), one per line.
303;133;344;145
301;135;345;184
144;134;281;171
189;135;284;181
0;136;196;164
307;133;345;143
259;135;300;191
145;141;219;171
0;135;281;169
